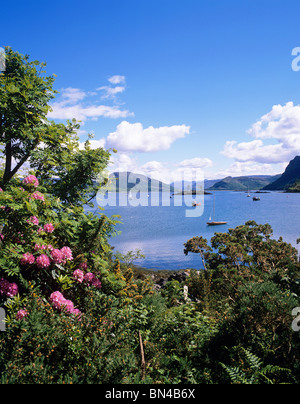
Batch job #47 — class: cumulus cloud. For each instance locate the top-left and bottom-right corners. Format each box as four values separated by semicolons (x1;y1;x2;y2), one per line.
106;121;190;152
108;152;139;173
221;102;300;164
48;84;133;122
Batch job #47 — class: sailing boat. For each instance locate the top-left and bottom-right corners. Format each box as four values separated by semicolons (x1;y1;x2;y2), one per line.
128;190;133;200
207;193;227;226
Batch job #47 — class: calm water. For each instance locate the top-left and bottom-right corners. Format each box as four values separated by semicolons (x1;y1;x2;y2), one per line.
90;191;300;270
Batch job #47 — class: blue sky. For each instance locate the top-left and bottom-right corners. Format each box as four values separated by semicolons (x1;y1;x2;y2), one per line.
2;0;300;180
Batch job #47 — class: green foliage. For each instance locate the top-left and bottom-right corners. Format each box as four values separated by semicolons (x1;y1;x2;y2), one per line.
221;348;292;384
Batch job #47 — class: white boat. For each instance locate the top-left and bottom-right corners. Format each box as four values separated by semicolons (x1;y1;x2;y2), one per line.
207;193;227;226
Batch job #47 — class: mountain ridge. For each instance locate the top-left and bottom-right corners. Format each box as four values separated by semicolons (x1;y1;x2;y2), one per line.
263;156;300;190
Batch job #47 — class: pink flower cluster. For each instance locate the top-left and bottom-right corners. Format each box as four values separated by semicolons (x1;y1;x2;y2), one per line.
16;309;28;320
36;254;51;269
29;192;44;202
50;249;64;264
73;269;84;283
0;278;18;298
73;268;101;289
27;216;39;226
43;223;55;233
23;175;39;188
49;291;81;317
61;246;73;261
21;246;73;269
20;252;35;265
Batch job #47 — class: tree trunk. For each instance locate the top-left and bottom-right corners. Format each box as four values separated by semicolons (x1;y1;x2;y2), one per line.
3;140;12;187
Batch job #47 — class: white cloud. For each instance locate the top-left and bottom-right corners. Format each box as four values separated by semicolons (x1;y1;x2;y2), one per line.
221;102;300;164
108;152;138;173
108;75;126;85
98;85;126;100
177;157;213;169
59;87;87;104
106;121;190;152
215;161;284;179
47;81;132;122
48;86;133;122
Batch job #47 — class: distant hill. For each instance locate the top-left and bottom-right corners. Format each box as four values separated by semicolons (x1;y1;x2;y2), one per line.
171;179;219;192
264;156;300;191
209;175;281;191
109;172;176;193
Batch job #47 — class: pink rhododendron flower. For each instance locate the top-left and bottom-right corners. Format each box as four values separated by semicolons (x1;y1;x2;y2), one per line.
0;278;18;298
23;175;39;188
20;252;35;265
60;246;73;261
51;249;64;264
16;309;28;320
73;269;84;283
29;192;44;202
84;272;102;289
43;223;55;233
49;291;82;318
27;216;39;226
36;254;51;269
0;187;3;192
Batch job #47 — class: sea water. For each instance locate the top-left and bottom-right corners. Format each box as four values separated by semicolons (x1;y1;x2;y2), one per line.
89;191;300;270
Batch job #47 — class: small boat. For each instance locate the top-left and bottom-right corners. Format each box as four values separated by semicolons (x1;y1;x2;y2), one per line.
253;196;260;201
207;193;227;226
192;201;201;207
128;190;133;200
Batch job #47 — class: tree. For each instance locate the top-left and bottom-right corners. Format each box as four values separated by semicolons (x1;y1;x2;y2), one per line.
0;47;56;187
0;47;110;207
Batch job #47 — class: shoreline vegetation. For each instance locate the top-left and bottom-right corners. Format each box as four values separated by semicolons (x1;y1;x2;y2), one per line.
0;48;300;385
